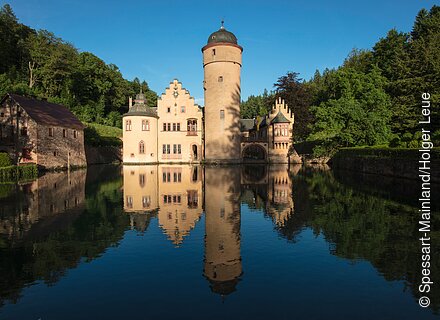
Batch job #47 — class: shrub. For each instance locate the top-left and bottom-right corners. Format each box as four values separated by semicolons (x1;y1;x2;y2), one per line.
0;164;37;182
0;153;12;167
389;137;401;148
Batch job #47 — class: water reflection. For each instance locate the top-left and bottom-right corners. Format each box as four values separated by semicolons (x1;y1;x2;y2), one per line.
0;164;438;318
204;167;242;296
0;170;86;243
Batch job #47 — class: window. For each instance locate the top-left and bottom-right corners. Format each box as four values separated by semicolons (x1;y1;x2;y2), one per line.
53;151;57;156
142;120;150;131
21;127;28;136
139;141;145;154
218;76;223;82
162;144;170;154
220;110;225;119
63;129;67;138
167;123;171;131
126;196;133;209
177;123;180;131
125;120;132;131
48;127;54;137
139;174;145;187
173;172;181;182
187;119;197;135
173;123;176;131
142;196;151;208
172;144;181;154
73;130;77;138
181;106;185;113
163;123;167;131
212;49;216;56
167;107;171;113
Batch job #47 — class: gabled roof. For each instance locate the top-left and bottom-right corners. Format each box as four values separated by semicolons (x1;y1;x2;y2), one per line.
271;111;291;124
2;93;85;130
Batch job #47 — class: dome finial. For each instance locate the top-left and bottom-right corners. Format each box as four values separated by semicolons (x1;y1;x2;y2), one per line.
220;19;224;29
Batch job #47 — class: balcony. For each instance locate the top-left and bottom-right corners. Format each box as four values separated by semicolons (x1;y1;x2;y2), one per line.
186;131;198;136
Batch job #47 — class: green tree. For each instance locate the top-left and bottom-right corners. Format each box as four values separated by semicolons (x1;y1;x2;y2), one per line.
308;67;391;156
274;72;313;141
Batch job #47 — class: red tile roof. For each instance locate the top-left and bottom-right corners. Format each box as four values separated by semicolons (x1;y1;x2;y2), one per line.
3;94;85;130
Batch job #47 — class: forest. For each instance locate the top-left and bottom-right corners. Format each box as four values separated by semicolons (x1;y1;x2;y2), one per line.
241;5;440;156
0;4;157;129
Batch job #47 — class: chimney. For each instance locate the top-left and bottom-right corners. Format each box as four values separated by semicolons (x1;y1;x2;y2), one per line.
129;97;133;108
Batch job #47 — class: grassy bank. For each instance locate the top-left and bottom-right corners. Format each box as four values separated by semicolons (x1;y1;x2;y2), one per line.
84;123;122;147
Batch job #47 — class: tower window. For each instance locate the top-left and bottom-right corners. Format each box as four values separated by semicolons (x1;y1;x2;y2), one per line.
125;120;132;131
48;127;54;137
212;49;216;56
181;106;185;113
218;76;223;82
220;110;225;119
63;129;67;138
167;107;171;113
139;141;145;154
142;120;150;131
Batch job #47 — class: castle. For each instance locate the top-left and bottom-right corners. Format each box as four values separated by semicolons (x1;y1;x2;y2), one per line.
123;24;299;164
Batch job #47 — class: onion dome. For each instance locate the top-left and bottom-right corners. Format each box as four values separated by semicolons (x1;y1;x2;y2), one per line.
207;21;238;44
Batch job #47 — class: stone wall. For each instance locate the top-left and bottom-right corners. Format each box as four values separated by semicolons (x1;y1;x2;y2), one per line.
85;145;122;165
36;124;86;169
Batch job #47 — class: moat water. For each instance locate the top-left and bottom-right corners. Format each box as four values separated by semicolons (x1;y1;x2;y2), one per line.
0;164;438;319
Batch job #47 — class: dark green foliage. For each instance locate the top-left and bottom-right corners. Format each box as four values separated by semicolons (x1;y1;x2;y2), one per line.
274;72;313;141
240;89;274;119
0;4;157;128
0;153;11;167
308;67;391;156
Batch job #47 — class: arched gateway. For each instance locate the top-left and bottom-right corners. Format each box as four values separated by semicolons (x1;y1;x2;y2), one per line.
241;143;267;161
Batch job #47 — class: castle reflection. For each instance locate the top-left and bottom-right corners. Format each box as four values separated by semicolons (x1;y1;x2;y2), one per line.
122;164;299;297
0;169;86;243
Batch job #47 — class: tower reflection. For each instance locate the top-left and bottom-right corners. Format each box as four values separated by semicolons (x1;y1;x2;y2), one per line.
203;167;242;296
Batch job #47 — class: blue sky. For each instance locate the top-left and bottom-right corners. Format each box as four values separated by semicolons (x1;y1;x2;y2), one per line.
2;0;438;104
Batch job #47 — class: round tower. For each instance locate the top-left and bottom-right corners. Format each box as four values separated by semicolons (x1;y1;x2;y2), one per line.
122;91;158;163
202;22;243;163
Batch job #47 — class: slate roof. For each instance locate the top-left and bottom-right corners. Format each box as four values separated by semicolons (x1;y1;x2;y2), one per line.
207;26;238;45
239;119;255;132
271;111;291;124
3;93;85;130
